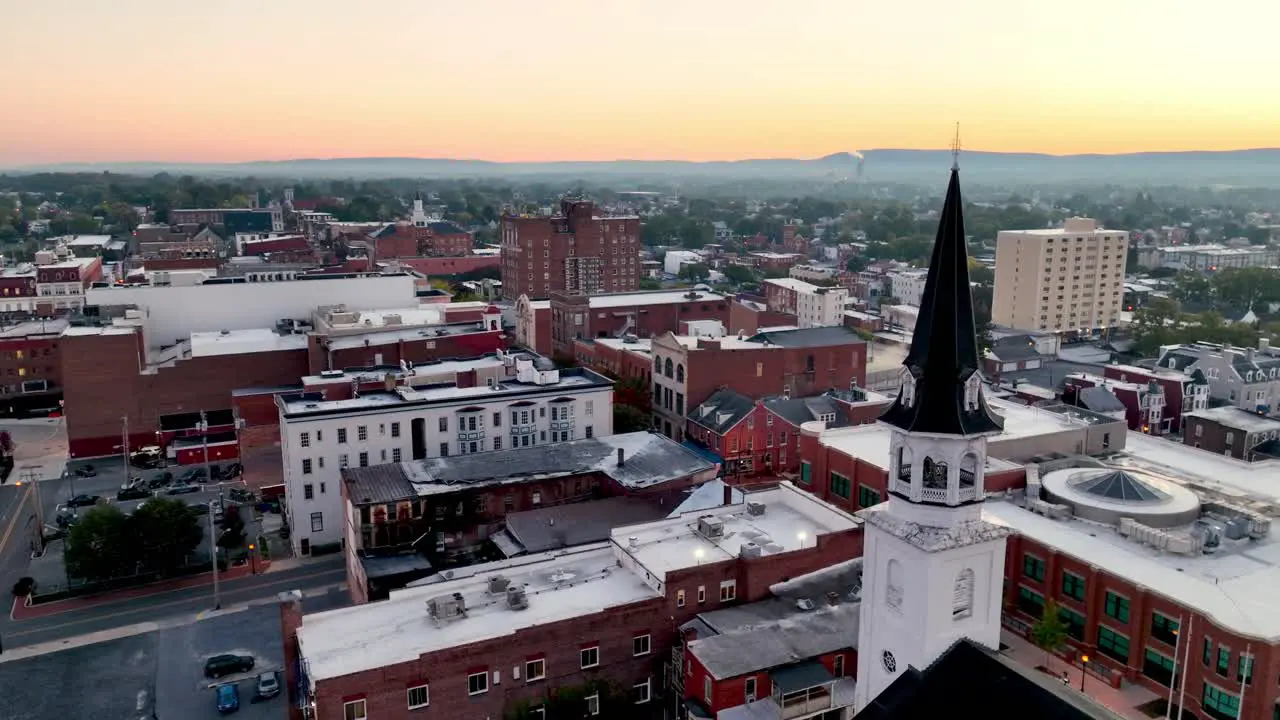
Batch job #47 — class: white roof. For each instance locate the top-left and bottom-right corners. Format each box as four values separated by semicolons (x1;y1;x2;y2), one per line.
63;235;113;247
1117;433;1280;504
189;328;308;357
984;499;1280;640
297;544;659;682
613;483;860;579
1184;406;1280;433
587;290;725;309
763;277;818;292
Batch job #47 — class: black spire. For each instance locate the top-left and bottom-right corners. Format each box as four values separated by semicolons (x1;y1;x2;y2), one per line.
879;167;1003;436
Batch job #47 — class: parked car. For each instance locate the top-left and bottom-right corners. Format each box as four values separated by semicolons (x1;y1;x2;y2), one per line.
66;494;101;508
55;510;78;528
130;446;163;468
167;483;199;496
181;467;208;484
147;471;173;489
204;654;255;679
117;486;152;501
72;465;97;478
255;672;279;699
216;683;240;714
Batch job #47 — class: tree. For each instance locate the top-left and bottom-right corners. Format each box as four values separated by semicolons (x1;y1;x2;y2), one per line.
1171;272;1212;307
65;505;134;582
846;255;870;273
131;497;203;575
218;504;246;550
678;263;710;283
1031;599;1069;669
613;405;651;433
723;264;757;285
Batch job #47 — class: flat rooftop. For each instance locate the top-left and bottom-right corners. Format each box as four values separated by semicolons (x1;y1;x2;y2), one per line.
189;328;309;357
297;544;660;683
0;318;69;338
1184;405;1280;432
984;496;1280;640
763;277;818;291
586;289;726;309
1117;433;1280;505
300;355;507;387
345;431;716;503
613;483;860;580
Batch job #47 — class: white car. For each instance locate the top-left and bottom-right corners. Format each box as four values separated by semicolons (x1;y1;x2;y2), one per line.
256;671;280;698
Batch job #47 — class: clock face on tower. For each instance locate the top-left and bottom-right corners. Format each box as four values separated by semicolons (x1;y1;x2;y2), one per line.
881;650;897;674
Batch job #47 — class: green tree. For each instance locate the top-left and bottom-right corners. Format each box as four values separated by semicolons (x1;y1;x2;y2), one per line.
678;263;710;283
65;505;135;582
1031;599;1069;668
722;264;757;285
218;504;246;550
846;255;870;273
131;497;203;575
1171;272;1213;306
614;404;651;433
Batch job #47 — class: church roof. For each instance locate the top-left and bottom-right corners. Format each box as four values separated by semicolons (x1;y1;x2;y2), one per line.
879;168;1003;436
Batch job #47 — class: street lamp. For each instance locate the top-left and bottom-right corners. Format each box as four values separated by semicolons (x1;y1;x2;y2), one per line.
248;542;257;575
1080;654;1089;692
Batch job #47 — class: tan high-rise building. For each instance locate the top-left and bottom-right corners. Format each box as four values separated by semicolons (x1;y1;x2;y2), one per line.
992;217;1128;334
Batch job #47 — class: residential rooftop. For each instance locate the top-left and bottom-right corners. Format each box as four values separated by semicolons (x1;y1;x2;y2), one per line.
296;544;659;683
612;483;860;583
762;277;819;292
344;431;717;503
1184;405;1280;433
299;355;508;387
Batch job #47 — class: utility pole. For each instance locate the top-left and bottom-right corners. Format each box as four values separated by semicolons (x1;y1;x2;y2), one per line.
121;415;130;472
209;498;221;610
21;468;44;551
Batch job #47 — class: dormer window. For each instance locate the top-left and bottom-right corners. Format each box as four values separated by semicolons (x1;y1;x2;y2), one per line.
963;373;982;411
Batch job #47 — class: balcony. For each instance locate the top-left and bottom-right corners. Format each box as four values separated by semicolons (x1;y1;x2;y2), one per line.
920;487;947;502
769;661;835;720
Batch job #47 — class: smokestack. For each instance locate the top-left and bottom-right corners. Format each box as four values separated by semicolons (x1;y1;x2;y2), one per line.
617;448;625;467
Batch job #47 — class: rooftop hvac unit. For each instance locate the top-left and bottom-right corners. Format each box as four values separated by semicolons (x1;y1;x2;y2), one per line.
763;543;785;554
746;501;766;517
697;515;725;539
488;575;510;594
739;542;762;559
506;586;529;610
426;592;467;623
319;370;344;379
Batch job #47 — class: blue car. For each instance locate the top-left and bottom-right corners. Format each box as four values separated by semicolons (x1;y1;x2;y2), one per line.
216;683;240;714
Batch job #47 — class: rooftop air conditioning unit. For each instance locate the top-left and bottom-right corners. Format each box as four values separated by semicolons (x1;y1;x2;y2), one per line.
739;542;762;559
747;501;766;517
488;575;510;594
426;592;467;623
506;585;529;610
697;515;725;539
320;370;344;379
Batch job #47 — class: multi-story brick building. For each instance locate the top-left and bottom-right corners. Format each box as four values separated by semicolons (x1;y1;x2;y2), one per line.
500;200;640;300
34;250;102;313
1182;406;1280;461
0;264;39;313
1101;363;1207;435
0;318;67;417
169;207;282;232
548;289;730;360
650;326;867;442
1063;372;1168;436
288;483;862;720
514;296;552;355
340;431;718;600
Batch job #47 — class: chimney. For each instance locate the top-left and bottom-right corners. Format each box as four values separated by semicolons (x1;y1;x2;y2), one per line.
617;448;625;467
723;482;734;506
455;369;478;388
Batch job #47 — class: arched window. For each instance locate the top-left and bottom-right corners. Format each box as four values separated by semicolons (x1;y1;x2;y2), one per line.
959;453;979;489
922;456;948;489
676;364;685;382
886;559;903;611
664;358;674;378
952;568;974;619
898;367;915;406
653;355;661;373
963;373;981;411
896;445;913;483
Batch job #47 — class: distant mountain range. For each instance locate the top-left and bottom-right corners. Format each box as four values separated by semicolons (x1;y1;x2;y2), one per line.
7;149;1280;186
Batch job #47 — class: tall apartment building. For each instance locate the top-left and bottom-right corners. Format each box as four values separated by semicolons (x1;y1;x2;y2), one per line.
992;217;1128;334
500;200;640;301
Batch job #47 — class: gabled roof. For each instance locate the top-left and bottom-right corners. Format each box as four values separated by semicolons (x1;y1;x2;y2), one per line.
987;336;1042;363
763;394;848;429
689;388;756;434
1077;385;1126;413
879;168;1003;437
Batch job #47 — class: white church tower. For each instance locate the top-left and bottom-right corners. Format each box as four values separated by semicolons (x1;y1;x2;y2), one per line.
410;190;429;228
854;152;1013;711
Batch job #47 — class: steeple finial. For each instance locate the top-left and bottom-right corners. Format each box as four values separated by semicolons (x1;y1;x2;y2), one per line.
951;123;961;171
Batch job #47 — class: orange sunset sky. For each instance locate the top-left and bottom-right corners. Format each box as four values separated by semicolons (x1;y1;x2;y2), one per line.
2;0;1278;165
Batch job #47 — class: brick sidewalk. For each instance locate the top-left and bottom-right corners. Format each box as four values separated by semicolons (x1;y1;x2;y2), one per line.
1000;629;1160;720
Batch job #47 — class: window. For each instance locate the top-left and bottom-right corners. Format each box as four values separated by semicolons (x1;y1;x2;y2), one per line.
355;425;367;441
531;491;542;505
1097;626;1130;663
302;459;313;475
676;589;685;607
337;428;347;444
830;472;851;499
744;676;756;701
392;448;402;462
468;671;488;695
320;482;326;494
440;442;449;456
407;684;429;709
525;658;546;682
834;654;845;677
1237;652;1253;684
1203;637;1212;665
359;452;368;467
1017;586;1044;617
952;568;974;619
339;454;349;468
1061;571;1085;602
585;693;599;716
303;484;314;500
1202;683;1241;720
318;457;325;469
1216;646;1230;677
493;437;502;450
299;432;310;448
1059;606;1085;641
1022;554;1046;582
1151;613;1179;646
1143;648;1176;688
857;484;881;508
633;678;650;704
585;426;593;438
633;634;651;656
1103;591;1130;623
310;512;323;533
580;646;599;669
343;699;367;720
719;580;736;602
697;585;706;603
704;676;712;702
391;422;401;438
439;417;448;432
800;462;811;484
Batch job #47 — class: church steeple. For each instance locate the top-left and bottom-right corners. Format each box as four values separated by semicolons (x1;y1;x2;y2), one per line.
879;165;1003;438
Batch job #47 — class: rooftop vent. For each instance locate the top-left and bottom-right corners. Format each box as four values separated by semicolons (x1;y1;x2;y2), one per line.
746;501;766;517
697;515;725;539
488;575;510;594
739;542;762;559
319;369;344;379
628;536;639;549
506;585;529;610
795;598;816;611
219;329;230;335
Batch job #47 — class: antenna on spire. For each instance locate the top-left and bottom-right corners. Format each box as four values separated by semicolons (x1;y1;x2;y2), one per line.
951;123;961;171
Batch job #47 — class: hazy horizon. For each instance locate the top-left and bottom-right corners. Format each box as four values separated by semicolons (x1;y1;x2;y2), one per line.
5;0;1279;165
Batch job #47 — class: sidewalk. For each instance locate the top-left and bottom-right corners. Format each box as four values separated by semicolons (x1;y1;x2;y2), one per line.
1000;629;1159;720
11;557;274;620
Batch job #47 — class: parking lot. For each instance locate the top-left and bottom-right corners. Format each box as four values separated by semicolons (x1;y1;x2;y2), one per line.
0;603;289;720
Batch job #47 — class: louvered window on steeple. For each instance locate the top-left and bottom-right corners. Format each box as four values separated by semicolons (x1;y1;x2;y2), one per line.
899;367;915;406
886;559;903;611
964;373;982;411
953;568;975;619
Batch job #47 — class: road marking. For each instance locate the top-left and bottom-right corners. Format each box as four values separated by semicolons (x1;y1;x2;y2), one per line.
5;567;346;637
0;483;33;556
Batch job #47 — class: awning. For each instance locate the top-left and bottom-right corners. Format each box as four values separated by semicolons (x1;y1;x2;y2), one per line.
490;529;526;558
770;660;834;694
681;440;725;466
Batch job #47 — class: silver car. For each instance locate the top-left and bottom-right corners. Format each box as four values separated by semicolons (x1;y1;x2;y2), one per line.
256;671;280;699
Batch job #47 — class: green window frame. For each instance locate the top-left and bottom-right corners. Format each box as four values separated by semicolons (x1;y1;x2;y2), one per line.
1016;586;1044;617
1103;591;1130;623
1237;653;1253;685
1061;571;1085;601
1142;648;1176;688
1216;647;1230;677
857;484;881;509
830;472;851;499
1022;554;1045;582
1097;626;1130;664
1150;613;1179;646
1202;683;1241;720
1058;606;1085;641
800;462;812;485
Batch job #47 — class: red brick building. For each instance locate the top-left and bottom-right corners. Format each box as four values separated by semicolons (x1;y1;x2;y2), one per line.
0;318;66;417
0;266;39;313
650;326;867;442
1102;363;1208;435
289;483;863;720
35;254;103;314
548;289;732;361
369;222;473;261
500;200;640;300
748;252;804;273
514;296;552;355
388;254;500;278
